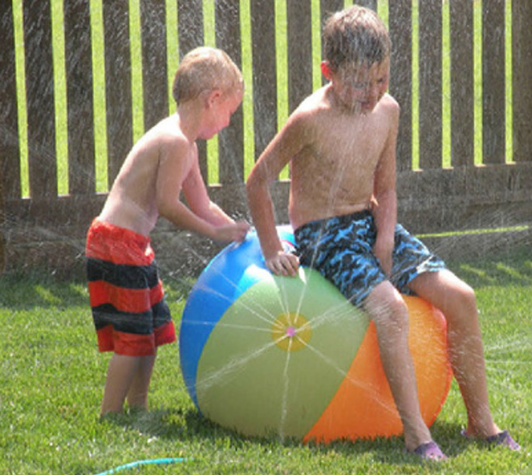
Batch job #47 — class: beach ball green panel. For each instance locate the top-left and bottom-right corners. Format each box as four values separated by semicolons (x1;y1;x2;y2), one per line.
195;267;369;438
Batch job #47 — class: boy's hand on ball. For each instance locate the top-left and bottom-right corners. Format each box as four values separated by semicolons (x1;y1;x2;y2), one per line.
214;221;250;243
266;252;300;277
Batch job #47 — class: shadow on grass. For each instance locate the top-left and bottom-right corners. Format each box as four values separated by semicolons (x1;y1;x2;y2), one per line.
0;270;192;310
301;420;471;464
100;406;471;464
0;271;89;309
3;244;530;310
447;245;532;288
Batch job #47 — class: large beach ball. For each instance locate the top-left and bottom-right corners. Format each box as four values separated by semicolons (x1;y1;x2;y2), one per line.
179;226;452;443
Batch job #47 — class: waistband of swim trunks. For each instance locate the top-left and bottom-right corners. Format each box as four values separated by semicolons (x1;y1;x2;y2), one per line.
89;218;151;247
294;209;372;236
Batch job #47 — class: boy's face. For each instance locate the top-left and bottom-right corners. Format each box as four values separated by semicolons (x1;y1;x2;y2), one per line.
201;88;243;140
323;58;390;114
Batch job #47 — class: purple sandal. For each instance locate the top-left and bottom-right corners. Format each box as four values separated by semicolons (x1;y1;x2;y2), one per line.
461;429;521;451
411;441;448;461
486;430;521;451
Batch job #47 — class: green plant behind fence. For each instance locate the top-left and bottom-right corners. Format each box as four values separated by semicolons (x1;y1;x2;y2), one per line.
10;0;515;197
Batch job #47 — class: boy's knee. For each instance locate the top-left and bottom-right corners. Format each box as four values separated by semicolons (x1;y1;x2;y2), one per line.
365;283;409;330
453;280;477;312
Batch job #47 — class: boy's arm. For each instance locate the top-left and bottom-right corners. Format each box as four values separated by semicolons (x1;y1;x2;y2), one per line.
246;115;306;276
157;138;248;242
181;154;235;226
372;101;400;275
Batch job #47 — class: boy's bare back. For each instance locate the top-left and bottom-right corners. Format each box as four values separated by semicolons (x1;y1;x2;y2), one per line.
96;46;248;244
99;115;196;236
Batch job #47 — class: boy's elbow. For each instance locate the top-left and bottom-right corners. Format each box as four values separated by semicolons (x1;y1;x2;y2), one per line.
246;171;263;195
246;173;271;211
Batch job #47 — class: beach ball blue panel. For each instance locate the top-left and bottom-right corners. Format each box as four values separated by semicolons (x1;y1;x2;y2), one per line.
179;226;297;407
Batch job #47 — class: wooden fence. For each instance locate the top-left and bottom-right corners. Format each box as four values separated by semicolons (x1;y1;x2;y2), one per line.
1;0;531;278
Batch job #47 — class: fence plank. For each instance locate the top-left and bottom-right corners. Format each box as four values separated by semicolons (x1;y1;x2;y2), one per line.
250;0;277;160
482;0;505;164
141;0;168;131
64;0;95;195
103;0;133;187
177;0;207;181
388;0;412;171
0;1;21;200
23;0;57;198
216;0;244;184
0;0;13;270
512;1;532;163
418;0;442;169
354;0;377;11
287;1;313;114
177;0;203;55
319;0;344;87
320;0;343;22
450;0;474;167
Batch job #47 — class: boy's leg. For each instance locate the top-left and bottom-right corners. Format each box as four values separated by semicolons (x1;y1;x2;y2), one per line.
409;270;500;438
364;281;433;452
101;353;141;415
126;353;156;411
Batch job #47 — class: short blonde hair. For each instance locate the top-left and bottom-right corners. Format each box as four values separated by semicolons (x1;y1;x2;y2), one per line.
172;47;243;105
323;6;391;72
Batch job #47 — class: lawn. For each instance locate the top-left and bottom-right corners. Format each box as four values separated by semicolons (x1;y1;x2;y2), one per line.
4;0;529;473
1;245;531;475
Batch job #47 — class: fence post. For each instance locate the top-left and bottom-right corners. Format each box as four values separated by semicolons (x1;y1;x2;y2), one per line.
24;0;57;198
320;0;344;67
1;1;21;202
512;1;532;163
216;0;244;185
251;0;278;160
482;0;506;164
141;0;168;131
0;1;19;273
287;1;313;114
103;0;133;187
418;0;442;169
64;0;95;195
450;1;474;167
388;0;412;171
177;0;208;181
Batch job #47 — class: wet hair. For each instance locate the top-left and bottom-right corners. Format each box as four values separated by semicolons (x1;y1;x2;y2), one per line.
172;47;243;105
323;6;391;72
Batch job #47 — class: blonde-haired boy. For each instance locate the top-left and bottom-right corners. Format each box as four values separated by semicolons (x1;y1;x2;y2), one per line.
86;47;249;415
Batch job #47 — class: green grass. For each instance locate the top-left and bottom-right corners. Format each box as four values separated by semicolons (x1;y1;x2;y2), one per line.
1;247;531;475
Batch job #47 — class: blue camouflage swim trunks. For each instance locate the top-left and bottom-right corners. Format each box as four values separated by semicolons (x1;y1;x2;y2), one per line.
294;210;446;306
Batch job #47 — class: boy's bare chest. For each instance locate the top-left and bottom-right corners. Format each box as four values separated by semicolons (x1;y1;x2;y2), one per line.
309;114;385;173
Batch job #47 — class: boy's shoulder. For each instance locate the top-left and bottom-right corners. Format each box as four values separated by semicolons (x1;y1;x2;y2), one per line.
298;86;332;113
378;93;400;115
286;87;332;127
142;115;189;148
150;114;183;137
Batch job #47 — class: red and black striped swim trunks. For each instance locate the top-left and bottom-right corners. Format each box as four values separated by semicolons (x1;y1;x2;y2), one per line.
86;219;176;356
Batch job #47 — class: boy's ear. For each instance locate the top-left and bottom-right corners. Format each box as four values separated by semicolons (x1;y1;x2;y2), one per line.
205;88;222;108
321;61;333;80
